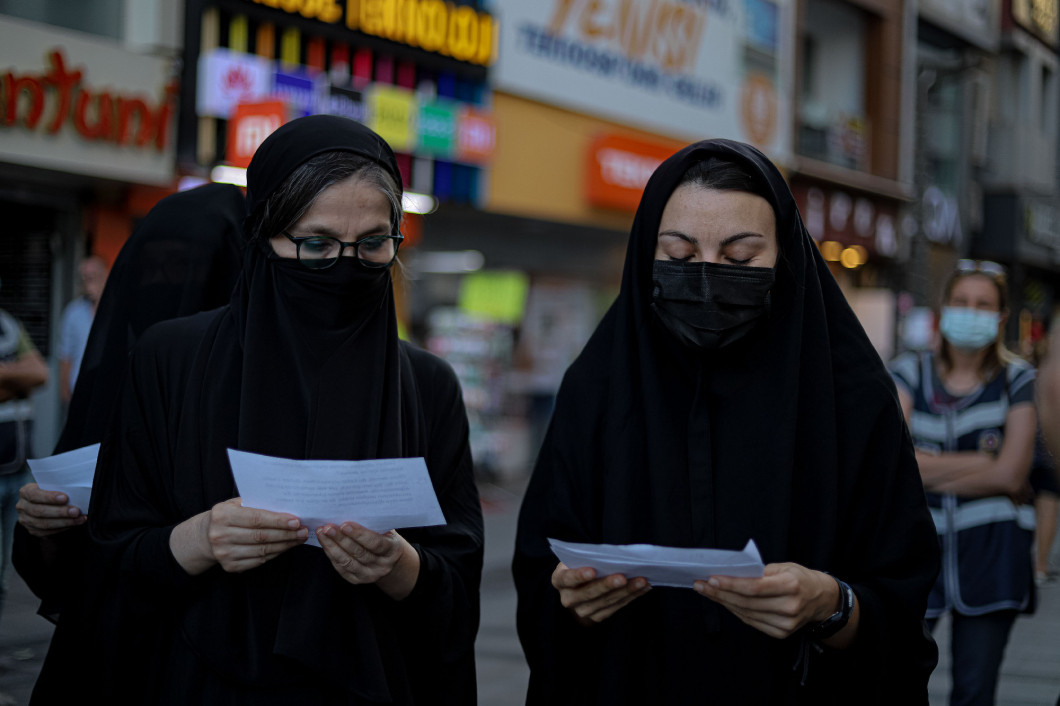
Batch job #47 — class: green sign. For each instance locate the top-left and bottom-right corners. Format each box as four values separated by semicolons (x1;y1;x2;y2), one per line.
418;101;457;157
458;271;529;325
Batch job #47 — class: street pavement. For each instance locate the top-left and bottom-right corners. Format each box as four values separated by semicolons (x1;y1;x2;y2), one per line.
0;484;1057;705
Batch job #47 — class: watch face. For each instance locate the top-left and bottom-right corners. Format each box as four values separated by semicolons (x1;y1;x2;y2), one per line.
806;579;854;640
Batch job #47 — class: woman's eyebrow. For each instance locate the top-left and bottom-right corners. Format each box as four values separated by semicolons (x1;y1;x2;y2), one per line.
658;230;697;245
292;222;392;239
720;232;765;247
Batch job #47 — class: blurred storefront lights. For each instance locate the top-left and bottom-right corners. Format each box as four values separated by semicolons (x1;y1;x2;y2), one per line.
840;247;863;269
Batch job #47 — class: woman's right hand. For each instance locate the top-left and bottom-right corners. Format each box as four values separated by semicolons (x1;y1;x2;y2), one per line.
551;562;651;625
170;497;308;575
16;483;87;538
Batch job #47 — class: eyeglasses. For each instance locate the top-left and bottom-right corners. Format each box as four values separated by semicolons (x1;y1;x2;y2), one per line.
956;259;1006;279
283;231;404;270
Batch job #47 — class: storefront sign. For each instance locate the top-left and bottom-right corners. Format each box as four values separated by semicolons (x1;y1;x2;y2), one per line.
458;270;530;325
419;101;457;156
1026;199;1060;251
367;84;416;151
585;133;676;212
198;48;273;119
920;0;993;45
273;69;319;117
323;85;366;121
0;17;177;184
455;107;494;164
1011;0;1059;46
792;182;900;257
492;0;790;153
227;101;286;168
922;186;963;246
245;0;495;66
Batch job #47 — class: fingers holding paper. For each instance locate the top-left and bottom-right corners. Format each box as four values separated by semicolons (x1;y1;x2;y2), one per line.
204;498;309;572
317;522;421;601
552;562;652;625
693;562;840;640
17;482;87;537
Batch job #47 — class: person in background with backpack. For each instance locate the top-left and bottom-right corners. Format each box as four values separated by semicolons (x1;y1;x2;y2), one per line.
890;259;1037;706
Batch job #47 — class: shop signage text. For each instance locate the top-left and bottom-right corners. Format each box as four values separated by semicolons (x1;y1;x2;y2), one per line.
585;133;676;212
246;0;495;66
1;49;176;150
492;0;788;151
546;0;706;74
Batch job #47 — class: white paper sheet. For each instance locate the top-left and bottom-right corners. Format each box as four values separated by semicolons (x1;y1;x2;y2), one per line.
549;538;765;589
227;449;446;547
26;443;100;514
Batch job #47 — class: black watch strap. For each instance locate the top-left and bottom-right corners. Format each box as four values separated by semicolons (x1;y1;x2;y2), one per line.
805;576;855;641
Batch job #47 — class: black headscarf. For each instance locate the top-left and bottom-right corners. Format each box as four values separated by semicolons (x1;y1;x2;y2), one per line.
513;140;940;704
88;116;482;704
56;183;245;454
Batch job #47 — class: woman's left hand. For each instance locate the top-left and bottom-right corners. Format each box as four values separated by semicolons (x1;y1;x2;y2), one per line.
693;563;839;640
317;522;421;600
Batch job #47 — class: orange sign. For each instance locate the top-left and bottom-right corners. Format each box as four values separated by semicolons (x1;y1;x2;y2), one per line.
585;134;677;212
226;101;286;168
455;107;495;164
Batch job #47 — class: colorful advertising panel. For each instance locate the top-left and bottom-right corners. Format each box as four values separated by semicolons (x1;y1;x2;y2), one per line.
366;84;417;152
491;0;791;156
198;48;273;119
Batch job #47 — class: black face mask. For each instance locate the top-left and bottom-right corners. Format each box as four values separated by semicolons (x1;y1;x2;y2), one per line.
270;256;391;331
651;260;775;350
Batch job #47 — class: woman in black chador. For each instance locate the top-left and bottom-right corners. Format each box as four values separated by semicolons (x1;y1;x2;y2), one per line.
86;115;483;704
16;182;245;578
513;140;940;704
15;183;245;702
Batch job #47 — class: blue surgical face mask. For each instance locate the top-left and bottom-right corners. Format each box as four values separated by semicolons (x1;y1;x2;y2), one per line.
939;307;1000;350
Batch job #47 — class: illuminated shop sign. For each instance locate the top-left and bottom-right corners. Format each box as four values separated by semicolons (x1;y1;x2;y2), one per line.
1;49;175;150
244;0;496;66
200;49;493;165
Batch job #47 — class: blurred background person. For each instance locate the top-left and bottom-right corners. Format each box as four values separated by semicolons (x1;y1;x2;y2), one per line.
890;260;1037;706
56;256;108;407
14;184;244;703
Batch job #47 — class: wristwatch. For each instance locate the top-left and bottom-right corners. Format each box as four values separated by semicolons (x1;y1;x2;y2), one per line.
805;576;855;641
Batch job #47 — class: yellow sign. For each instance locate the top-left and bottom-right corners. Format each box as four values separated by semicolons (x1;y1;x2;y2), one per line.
1013;0;1059;45
458;271;530;325
367;85;416;152
248;0;343;23
245;0;495;66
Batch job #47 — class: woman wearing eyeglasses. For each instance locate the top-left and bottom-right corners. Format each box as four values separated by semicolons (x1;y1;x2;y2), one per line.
890;260;1037;706
84;116;483;704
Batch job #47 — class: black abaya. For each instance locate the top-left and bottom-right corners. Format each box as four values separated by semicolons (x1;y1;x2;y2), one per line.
13;183;244;622
86;116;483;704
19;185;245;705
512;140;939;704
